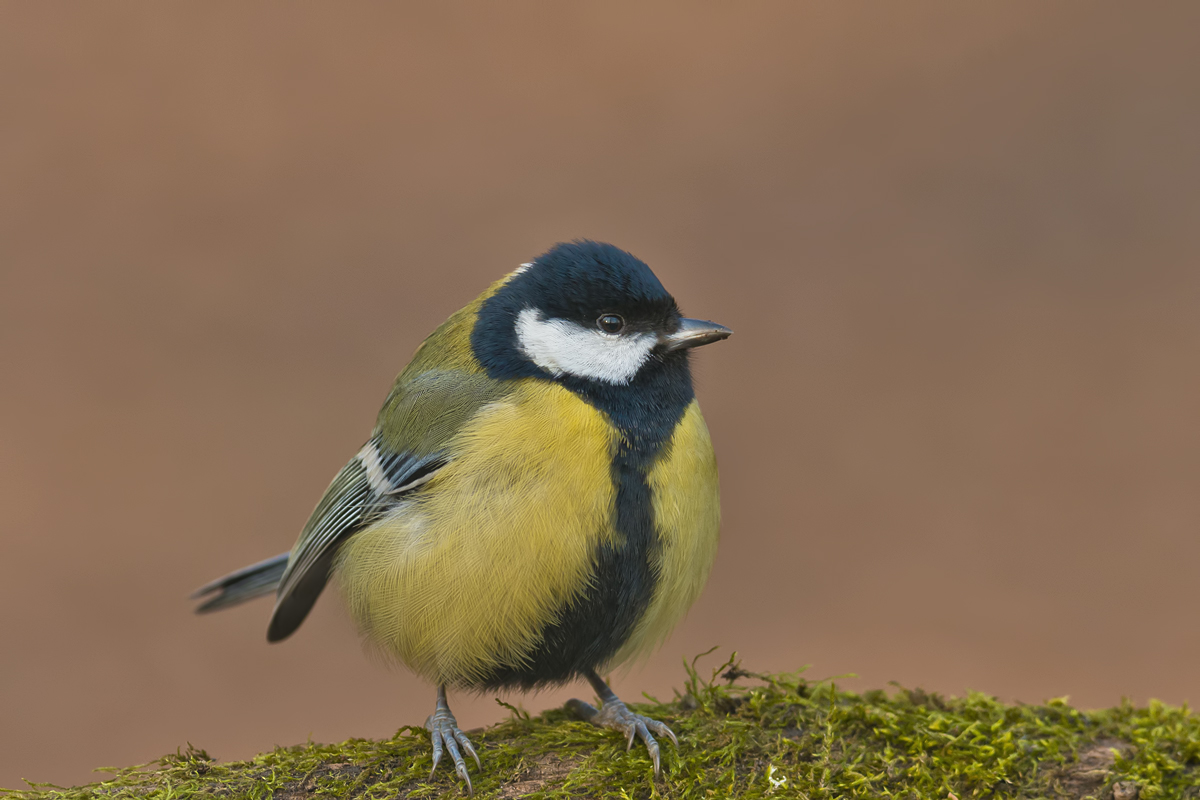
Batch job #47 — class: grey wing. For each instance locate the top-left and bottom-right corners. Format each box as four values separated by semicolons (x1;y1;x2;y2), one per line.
266;439;444;642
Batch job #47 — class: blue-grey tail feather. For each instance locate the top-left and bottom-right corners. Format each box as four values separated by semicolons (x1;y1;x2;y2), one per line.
192;553;289;613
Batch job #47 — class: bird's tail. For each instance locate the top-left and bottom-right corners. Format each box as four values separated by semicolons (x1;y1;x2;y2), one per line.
191;553;290;613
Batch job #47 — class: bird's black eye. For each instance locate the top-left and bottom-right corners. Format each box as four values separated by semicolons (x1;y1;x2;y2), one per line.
597;314;625;334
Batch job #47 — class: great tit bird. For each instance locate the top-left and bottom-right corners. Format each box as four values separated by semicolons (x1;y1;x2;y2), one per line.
193;240;731;792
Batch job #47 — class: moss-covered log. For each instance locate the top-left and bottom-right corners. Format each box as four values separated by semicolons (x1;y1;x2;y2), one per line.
6;653;1199;799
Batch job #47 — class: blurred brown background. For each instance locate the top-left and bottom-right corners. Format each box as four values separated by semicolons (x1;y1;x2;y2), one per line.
3;1;1200;790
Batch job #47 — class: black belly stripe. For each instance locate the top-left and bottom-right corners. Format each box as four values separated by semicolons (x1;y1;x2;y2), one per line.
475;354;695;691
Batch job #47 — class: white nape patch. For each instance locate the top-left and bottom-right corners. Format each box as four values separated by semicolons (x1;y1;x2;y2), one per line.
511;262;534;276
515;307;656;384
357;441;392;495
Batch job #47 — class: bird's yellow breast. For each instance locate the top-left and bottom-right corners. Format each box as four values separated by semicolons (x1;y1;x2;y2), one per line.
335;379;619;686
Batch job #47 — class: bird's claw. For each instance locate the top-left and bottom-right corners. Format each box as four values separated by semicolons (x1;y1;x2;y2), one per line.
425;703;479;794
567;696;677;776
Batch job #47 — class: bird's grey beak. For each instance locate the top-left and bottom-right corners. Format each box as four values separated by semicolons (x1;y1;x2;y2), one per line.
660;318;733;352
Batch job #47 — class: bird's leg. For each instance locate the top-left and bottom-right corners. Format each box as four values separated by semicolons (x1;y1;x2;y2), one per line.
566;669;679;776
424;685;480;794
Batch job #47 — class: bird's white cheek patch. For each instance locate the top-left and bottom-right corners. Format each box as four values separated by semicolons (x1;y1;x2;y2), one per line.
515;308;656;384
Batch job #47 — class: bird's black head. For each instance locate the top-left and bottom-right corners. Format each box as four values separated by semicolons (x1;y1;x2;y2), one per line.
471;240;730;387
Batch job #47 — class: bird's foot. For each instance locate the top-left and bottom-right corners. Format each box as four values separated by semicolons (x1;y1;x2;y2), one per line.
567;691;678;776
425;686;480;794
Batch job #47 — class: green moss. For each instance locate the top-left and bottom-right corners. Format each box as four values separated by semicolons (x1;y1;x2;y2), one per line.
7;652;1200;799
